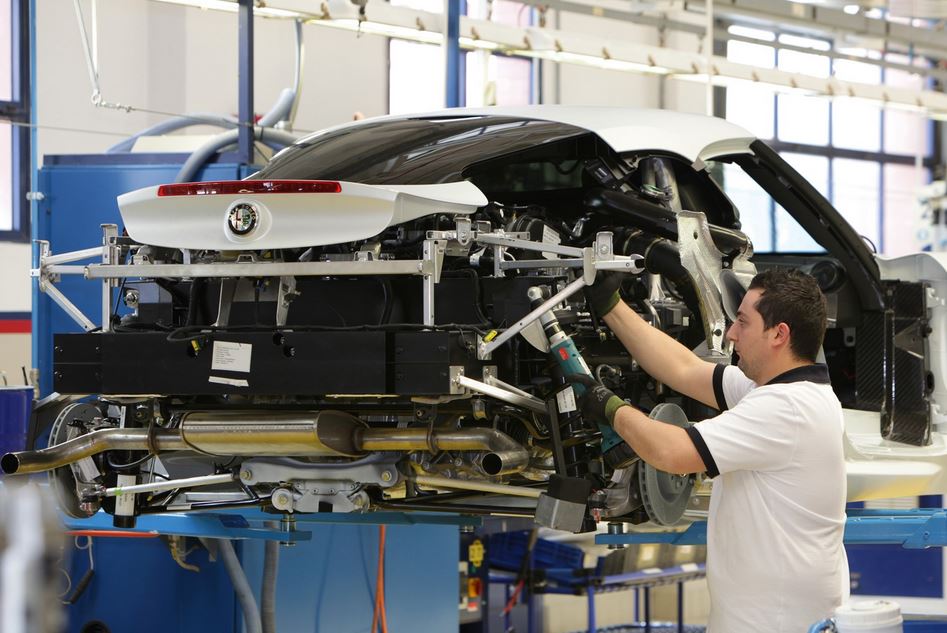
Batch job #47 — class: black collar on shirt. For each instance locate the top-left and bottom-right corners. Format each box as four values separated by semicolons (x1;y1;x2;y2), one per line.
765;363;831;386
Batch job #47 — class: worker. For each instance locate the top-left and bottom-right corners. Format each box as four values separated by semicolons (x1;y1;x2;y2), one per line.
575;268;847;633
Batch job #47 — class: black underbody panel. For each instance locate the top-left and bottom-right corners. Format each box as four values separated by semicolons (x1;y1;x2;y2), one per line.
53;331;493;396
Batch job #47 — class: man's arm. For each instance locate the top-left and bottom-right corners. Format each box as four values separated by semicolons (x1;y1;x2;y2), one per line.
612;406;705;475
603;300;718;409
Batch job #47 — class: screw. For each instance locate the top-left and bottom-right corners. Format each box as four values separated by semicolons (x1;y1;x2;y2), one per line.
381;470;392;482
240;469;252;481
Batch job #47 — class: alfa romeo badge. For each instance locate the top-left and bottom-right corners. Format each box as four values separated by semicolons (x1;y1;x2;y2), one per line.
227;203;258;235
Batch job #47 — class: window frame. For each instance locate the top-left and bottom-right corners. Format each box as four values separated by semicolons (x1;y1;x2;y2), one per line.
0;0;30;243
720;23;939;256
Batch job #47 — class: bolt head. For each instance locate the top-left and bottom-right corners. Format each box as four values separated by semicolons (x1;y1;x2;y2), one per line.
240;469;252;481
381;470;392;482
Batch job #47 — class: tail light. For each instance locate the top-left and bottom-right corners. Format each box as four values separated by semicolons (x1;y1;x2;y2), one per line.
157;180;342;197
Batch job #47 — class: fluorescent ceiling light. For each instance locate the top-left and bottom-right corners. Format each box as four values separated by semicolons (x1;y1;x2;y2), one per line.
152;0;302;18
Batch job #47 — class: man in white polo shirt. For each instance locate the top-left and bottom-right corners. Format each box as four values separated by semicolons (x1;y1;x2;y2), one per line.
576;268;848;633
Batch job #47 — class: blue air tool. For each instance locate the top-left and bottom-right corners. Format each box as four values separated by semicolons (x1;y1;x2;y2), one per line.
527;287;638;470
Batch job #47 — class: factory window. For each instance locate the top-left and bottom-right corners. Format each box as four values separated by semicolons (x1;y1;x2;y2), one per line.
721;24;934;256
0;0;28;241
388;0;532;113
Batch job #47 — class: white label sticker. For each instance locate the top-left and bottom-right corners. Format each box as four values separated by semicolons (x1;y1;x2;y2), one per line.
556;386;577;414
541;224;561;260
75;457;101;482
212;341;252;373
209;375;250;387
114;474;137;516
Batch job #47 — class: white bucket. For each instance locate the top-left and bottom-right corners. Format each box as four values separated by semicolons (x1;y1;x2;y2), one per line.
834;600;903;633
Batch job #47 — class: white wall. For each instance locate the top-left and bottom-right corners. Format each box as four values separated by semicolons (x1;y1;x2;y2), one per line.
0;242;30;386
35;0;390;158
545;12;661;107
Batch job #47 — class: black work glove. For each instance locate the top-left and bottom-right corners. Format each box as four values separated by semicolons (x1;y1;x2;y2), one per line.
567;374;629;428
585;272;623;318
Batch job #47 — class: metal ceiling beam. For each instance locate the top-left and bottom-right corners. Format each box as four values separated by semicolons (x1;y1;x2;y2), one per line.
511;0;947;82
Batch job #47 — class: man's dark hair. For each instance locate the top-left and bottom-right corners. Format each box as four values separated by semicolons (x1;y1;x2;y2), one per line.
747;268;827;363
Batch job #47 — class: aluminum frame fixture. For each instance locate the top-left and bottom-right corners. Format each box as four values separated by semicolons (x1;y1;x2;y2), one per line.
32;221;642;348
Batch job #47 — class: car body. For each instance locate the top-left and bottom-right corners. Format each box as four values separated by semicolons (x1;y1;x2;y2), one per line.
13;105;947;530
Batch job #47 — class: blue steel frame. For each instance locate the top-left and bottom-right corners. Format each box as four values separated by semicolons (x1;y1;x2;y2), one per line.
62;508;481;542
596;509;947;548
238;0;254;164
1;0;30;242
489;565;705;633
445;0;464;107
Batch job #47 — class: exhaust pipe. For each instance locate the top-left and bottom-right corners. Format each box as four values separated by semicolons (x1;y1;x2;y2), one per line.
1;411;529;477
1;411;365;475
0;429;188;475
360;427;529;476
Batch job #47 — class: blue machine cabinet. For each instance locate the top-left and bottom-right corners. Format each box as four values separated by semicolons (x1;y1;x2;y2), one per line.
32;153;256;397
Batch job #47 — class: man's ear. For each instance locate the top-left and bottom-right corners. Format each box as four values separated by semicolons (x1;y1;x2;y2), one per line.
772;322;791;349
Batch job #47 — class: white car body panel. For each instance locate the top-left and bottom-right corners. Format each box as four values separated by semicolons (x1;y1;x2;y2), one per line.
117;180;488;250
294;105;757;164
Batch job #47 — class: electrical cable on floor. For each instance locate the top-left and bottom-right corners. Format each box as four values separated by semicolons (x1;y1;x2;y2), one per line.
63;535;95;605
371;525;388;633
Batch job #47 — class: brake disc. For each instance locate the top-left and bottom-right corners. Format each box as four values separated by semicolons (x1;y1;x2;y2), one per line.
637;402;695;526
47;402;100;519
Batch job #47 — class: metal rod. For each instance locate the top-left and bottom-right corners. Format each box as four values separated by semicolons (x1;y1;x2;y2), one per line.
477;234;583;257
42;246;103;266
483;374;536;401
105;472;235;498
422;239;435;327
376;501;534;517
85;259;428;279
412;474;543;498
101;224;117;333
499;258;583;270
45;265;94;276
480;276;588;358
456;375;547;414
41;282;96;332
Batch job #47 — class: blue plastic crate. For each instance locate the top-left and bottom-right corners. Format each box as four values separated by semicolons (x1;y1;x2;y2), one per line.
0;387;32;456
488;530;585;572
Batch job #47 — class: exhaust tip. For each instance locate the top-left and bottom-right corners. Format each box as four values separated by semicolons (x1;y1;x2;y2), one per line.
1;453;20;475
481;453;503;477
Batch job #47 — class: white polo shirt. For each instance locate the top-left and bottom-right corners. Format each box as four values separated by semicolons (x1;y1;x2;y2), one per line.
686;364;848;633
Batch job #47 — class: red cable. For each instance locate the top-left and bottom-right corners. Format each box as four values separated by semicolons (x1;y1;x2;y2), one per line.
379;526;388;633
502;579;525;616
66;530;158;538
371;526;389;633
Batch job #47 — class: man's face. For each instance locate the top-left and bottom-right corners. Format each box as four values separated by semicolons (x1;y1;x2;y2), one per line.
726;288;776;382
